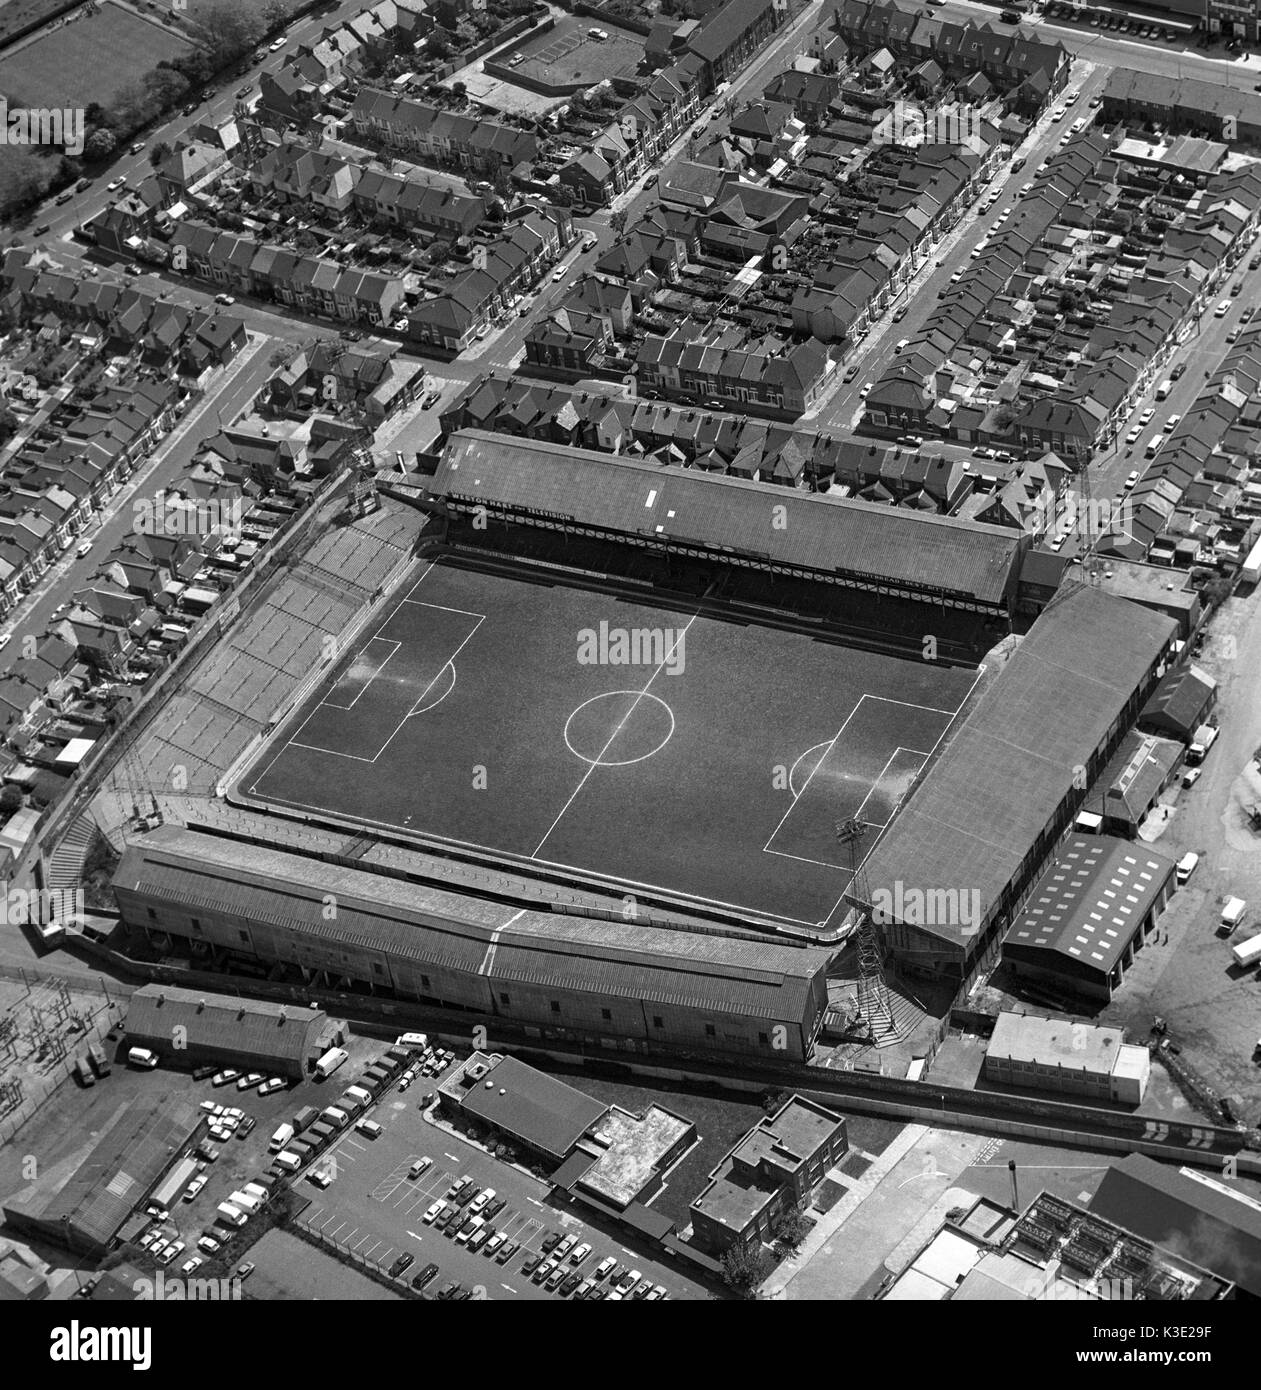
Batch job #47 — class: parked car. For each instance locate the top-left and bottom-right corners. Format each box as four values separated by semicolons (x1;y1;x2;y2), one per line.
412;1262;440;1290
495;1239;520;1265
388;1253;414;1278
257;1077;286;1096
197;1235;221;1255
423;1201;445;1224
570;1242;591;1266
211;1069;239;1087
236;1263;255;1280
237;1072;264;1091
183;1175;208;1202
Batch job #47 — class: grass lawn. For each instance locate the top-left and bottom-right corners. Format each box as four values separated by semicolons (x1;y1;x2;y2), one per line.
0;2;194;109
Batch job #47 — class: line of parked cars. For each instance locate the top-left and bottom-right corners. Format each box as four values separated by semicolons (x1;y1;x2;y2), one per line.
413;1172;668;1300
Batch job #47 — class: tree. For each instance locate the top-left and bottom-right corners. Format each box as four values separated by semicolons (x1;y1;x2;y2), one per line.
451;80;467;98
427;239;452;263
610;209;627;236
262;0;288;31
150;141;172;168
721;1243;772;1295
760;1087;787;1115
84;129;118;161
772;1206;810;1249
1058;289;1080;314
0;785;22;815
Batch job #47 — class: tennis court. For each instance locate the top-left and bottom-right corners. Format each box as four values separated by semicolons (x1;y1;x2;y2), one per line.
241;560;980;930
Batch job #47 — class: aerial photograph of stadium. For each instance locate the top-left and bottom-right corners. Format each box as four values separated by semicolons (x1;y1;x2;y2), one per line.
1;0;1260;1354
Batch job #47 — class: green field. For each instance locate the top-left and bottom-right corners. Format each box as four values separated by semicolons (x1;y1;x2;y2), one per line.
0;1;194;109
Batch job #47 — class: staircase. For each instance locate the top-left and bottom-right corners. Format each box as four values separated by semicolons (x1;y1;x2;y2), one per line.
46;811;103;893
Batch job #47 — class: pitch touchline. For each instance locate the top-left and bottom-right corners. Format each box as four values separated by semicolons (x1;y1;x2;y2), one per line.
531;613;700;858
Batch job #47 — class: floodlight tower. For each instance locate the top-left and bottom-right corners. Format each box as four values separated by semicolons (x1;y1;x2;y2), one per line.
835;817;893;1041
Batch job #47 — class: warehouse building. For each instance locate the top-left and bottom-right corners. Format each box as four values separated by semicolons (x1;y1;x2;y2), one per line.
984;1011;1151;1105
1139;664;1218;744
2;1096;202;1255
1079;730;1183;840
856;587;1176;994
1001;836;1176;1003
112;826;832;1062
1089;1154;1261;1298
123;984;336;1079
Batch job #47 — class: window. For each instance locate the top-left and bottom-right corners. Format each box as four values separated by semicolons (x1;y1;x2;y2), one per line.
238;931;248;943
550;1001;561;1014
499;992;510;1006
191;917;201;933
421;975;430;989
601;1008;611;1021
653;1015;663;1029
758;1032;769;1046
147;908;156;921
705;1024;716;1038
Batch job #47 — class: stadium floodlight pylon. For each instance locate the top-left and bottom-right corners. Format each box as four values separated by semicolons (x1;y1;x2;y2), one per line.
835;818;894;1043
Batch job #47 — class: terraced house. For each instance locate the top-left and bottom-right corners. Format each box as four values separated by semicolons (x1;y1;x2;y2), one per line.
350;89;539;174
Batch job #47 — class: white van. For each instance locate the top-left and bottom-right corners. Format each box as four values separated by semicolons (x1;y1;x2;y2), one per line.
216;1202;247;1227
1175;851;1199;886
315;1046;348;1079
269;1122;295;1153
127;1047;159;1069
274;1150;302;1173
396;1032;428;1051
1221;897;1247;931
356;1118;383;1140
345;1085;373;1108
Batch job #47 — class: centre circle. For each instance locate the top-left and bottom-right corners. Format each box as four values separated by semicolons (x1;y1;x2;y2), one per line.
564;691;676;768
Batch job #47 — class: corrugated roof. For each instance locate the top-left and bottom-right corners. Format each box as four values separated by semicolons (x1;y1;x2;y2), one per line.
124;984;325;1070
3;1096;200;1249
1002;835;1174;978
114;827;829;1020
860;588;1176;950
434;431;1023;605
1090;1154;1261;1295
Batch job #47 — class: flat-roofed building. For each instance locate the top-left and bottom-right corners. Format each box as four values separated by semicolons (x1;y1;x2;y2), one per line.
689;1095;847;1256
984;1010;1151;1104
1001;835;1176;1003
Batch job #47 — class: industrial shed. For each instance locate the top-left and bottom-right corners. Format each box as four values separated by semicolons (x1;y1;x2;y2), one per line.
856;587;1176;990
112;826;832;1062
2;1096;201;1255
123;984;333;1079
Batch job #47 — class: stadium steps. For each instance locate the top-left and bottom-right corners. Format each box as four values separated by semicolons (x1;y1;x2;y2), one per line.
46;811;103;893
869;987;922;1048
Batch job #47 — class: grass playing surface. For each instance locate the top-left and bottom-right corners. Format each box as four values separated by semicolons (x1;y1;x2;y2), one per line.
242;560;980;929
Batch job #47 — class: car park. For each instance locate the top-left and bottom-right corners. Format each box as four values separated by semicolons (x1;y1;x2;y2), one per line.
483;1196;506;1221
469;1187;495;1215
410;1156;433;1179
560;1271;583;1296
647;1285;668;1300
467;1226;492;1253
484;1232;507;1258
159;1241;185;1266
619;1269;642;1293
521;1253;542;1277
434;1206;455;1230
447;1175;472;1199
541;1231;562;1254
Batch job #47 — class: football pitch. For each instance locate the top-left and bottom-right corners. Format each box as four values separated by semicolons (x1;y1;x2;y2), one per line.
240;560;981;930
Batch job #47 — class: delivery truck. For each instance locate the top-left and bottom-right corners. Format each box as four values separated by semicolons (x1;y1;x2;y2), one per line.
1231;933;1261;969
1221;897;1247;932
216;1202;248;1227
269;1122;295;1153
87;1042;111;1077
